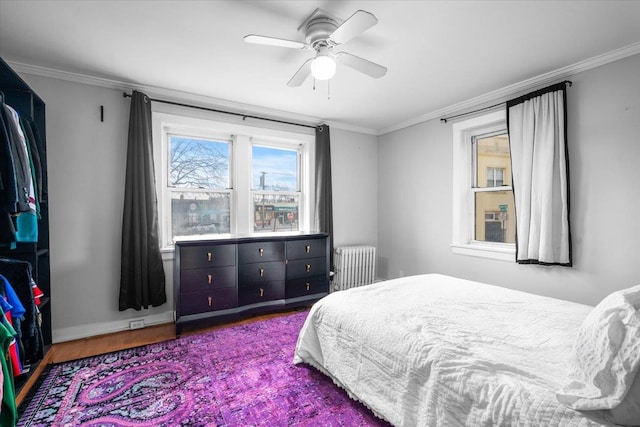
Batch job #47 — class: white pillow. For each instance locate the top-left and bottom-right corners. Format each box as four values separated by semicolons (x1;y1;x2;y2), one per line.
557;284;640;415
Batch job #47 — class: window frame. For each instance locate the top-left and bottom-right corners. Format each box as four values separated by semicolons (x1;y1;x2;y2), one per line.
250;141;303;234
451;110;515;261
166;132;234;240
152;111;315;250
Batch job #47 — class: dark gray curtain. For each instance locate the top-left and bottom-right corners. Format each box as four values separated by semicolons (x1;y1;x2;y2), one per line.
315;124;334;270
119;91;166;310
507;82;571;266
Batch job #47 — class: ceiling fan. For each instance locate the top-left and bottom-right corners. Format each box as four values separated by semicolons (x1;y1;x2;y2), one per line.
244;8;387;87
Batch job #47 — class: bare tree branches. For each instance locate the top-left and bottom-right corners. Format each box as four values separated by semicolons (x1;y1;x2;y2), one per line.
170;138;229;188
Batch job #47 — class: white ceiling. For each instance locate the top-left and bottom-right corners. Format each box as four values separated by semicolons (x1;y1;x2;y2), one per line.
1;0;640;134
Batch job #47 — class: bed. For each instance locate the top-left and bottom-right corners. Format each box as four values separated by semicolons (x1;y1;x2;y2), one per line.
294;274;640;427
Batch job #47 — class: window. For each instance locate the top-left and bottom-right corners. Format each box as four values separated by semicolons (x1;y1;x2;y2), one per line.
486;167;504;187
168;135;232;239
472;133;515;244
251;144;301;233
452;110;515;260
153;112;314;249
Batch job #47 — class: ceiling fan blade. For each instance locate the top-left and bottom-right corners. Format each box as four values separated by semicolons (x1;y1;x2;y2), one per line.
244;34;308;50
335;52;387;78
329;10;378;45
287;59;313;87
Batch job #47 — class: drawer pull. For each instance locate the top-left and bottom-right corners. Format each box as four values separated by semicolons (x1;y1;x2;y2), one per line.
207;252;213;262
305;245;311;253
259;248;264;256
207;274;212;284
259;268;264;277
306;282;310;291
306;264;311;273
208;296;212;307
260;288;264;297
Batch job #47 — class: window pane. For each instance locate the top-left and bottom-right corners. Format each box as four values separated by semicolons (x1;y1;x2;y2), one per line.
253;193;299;233
487;168;495;184
474;190;515;243
169;135;230;189
252;145;298;191
171;191;230;239
475;134;510;188
486;167;505;187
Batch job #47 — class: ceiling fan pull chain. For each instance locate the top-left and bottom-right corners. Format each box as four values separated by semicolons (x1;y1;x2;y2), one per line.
327;79;331;100
313;78;316;91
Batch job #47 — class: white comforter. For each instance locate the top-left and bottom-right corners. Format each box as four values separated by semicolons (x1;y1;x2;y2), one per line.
294;274;613;427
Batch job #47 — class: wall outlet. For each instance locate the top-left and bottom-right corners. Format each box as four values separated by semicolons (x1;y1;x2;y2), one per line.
129;319;145;330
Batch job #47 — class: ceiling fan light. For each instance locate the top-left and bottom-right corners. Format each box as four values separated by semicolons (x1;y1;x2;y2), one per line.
311;55;336;80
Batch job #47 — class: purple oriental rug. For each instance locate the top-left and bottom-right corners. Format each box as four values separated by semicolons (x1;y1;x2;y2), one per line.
17;310;392;427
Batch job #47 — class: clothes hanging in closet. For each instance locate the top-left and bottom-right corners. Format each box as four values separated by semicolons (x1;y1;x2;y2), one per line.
0;270;20;427
0;102;18;212
0;274;25;377
0;311;17;427
1;103;33;213
0;296;21;377
0;259;42;426
0;102;18;247
0;258;43;364
0;94;43;248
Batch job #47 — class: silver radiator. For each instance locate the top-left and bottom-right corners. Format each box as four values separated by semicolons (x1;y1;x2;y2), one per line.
333;245;376;292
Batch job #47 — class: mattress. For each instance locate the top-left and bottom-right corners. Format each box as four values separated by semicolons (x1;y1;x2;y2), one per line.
294;274;613;426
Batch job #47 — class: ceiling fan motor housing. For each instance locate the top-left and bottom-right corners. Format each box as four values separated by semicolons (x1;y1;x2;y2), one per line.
305;16;338;48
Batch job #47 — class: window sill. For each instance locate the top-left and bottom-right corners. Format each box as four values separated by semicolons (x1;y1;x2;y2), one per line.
451;243;515;262
161;247;176;261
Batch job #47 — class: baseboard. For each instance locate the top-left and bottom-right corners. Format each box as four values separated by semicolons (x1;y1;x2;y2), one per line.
52;311;175;343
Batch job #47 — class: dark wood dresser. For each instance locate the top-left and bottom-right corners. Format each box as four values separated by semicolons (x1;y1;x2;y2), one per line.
174;233;329;334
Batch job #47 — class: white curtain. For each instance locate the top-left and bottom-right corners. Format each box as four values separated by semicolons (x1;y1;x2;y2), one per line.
507;82;572;266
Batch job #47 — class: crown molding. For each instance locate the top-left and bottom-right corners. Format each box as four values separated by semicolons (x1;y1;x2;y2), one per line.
6;60;378;135
8;39;640;138
6;61;131;91
378;41;640;135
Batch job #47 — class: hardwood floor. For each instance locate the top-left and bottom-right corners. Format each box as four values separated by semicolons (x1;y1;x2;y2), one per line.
16;310;299;406
49;322;177;364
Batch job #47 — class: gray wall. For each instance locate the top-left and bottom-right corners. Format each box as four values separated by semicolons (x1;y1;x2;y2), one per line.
19;73;378;342
18;52;638;341
331;127;378;249
378;53;640;306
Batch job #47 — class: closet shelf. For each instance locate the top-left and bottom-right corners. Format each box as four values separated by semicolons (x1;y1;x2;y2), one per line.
1;243;49;257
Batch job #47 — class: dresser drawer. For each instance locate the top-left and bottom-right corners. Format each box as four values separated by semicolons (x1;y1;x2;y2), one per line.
286;276;328;299
238;241;284;264
238;261;285;285
179;244;236;269
180;266;235;293
286;238;326;260
179;288;237;316
286;257;327;280
239;281;285;306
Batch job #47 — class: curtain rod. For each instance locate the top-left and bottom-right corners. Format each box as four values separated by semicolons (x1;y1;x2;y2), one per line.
439;80;573;124
122;92;318;130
